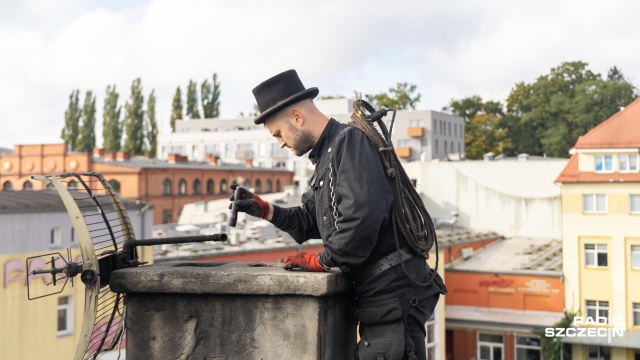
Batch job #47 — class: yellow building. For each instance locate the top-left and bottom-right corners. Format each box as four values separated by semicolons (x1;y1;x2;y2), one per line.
556;98;640;359
0;190;153;359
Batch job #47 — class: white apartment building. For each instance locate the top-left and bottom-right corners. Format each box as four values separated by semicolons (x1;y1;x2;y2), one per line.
158;98;465;192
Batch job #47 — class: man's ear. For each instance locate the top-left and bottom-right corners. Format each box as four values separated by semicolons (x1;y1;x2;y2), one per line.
291;109;304;127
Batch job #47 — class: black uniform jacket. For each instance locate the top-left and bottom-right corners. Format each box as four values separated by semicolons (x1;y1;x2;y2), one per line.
271;118;446;299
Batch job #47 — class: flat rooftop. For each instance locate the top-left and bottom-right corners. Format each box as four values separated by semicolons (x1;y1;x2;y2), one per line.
450;236;562;275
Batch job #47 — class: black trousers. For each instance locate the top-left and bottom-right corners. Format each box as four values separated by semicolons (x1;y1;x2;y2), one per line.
405;293;440;360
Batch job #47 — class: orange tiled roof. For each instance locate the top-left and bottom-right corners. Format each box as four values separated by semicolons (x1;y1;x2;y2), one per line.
574;97;640;149
555;154;640;183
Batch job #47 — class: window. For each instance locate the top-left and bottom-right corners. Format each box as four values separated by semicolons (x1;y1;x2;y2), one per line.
163;179;172;195
515;336;541;360
205;144;219;156
50;227;62;248
276;180;281;192
583;194;606;213
266;179;272;193
57;296;74;336
192;145;199;160
619;154;638;172
454;124;457;138
450;141;454;154
255;179;262;193
397;139;411;147
68;180;78;190
448;122;451;137
206;179;214;195
444;141;448;155
162;210;172;224
258;143;267;157
587;345;610;360
478;333;503;360
2;181;13;191
23;180;33;190
225;143;234;157
586;300;609;320
425;310;436;359
633;303;640;327
108;180;120;194
632;245;640;270
244;179;251;189
585;244;608;267
193;179;201;194
595;155;613;172
631;194;640;214
178;179;187;195
458;143;461;153
435;140;438;155
220;179;228;194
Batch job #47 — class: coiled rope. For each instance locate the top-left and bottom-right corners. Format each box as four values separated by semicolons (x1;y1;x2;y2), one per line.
349;99;439;286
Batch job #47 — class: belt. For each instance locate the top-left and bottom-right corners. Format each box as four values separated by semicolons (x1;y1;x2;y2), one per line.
351;247;417;284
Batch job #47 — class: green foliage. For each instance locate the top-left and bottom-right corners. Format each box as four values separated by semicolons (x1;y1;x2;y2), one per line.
448;95;506;159
76;90;97;152
186;80;201;119
145;90;158;158
505;61;637;157
464;113;512;160
201;73;221;118
61;89;81;150
170;87;183;133
102;85;122;152
122;78;146;155
367;82;421;110
534;310;577;360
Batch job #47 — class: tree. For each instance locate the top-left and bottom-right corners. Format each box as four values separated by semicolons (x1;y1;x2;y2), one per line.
367;82;421;110
145;90;158;157
505;61;637;157
76;90;97;152
201;73;221;118
102;85;123;152
186;80;200;119
534;310;576;360
170;87;183;132
448;95;507;159
61;89;81;150
122;78;145;155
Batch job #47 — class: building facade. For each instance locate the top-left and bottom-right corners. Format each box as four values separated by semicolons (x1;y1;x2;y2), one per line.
0;144;294;224
556;98;640;359
158;98;465;192
0;190;152;360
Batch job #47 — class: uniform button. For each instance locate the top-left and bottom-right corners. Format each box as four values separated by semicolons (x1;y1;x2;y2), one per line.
323;216;328;223
328;147;332;153
319;180;324;186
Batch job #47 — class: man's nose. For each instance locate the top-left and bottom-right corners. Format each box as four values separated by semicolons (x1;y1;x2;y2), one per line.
278;139;287;148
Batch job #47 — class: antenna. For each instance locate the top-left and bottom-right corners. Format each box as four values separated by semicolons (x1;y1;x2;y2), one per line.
26;172;228;360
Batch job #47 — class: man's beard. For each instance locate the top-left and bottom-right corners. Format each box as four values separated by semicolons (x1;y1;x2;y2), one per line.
287;123;315;157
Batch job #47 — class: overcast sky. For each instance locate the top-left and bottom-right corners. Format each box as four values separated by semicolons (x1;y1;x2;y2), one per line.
1;0;639;148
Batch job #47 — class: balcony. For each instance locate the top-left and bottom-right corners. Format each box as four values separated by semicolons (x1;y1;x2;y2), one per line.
396;147;411;158
408;127;424;138
271;148;289;159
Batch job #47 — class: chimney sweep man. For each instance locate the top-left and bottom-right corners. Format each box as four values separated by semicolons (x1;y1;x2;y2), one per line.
229;69;446;360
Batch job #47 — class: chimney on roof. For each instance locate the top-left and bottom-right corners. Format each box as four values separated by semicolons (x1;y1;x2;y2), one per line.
168;153;188;163
206;154;219;165
93;147;105;158
245;159;253;167
116;151;131;161
103;152;115;161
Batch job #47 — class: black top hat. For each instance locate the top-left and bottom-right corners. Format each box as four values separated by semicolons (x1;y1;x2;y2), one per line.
252;69;319;125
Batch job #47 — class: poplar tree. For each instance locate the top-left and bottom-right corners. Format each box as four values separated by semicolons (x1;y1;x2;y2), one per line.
61;89;81;150
201;73;221;118
76;90;97;152
145;90;158;157
170;87;183;132
186;80;200;119
122;78;145;155
102;85;123;152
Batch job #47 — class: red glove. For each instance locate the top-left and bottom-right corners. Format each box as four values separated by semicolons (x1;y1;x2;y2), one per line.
283;252;327;272
228;184;270;219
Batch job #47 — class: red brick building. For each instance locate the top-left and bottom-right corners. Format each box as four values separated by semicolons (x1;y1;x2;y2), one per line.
0;144;294;224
